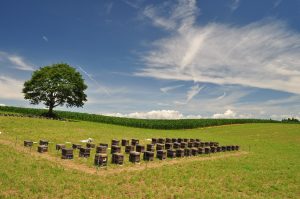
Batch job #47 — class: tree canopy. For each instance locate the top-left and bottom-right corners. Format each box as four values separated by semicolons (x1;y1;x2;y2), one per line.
23;63;87;117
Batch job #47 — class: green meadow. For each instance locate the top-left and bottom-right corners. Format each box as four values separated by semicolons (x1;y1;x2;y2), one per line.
0;116;299;198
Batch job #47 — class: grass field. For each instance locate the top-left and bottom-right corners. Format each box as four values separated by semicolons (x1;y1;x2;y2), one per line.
0;116;299;198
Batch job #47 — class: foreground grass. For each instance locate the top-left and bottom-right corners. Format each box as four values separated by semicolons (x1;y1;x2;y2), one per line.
0;116;299;198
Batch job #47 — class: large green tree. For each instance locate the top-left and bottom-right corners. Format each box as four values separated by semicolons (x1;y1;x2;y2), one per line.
23;63;88;116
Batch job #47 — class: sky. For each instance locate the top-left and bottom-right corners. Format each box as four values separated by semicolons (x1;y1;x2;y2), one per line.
0;0;300;120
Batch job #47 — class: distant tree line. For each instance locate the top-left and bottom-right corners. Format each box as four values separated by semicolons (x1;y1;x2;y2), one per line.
282;117;299;123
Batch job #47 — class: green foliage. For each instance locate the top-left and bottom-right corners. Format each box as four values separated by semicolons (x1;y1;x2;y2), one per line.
282;117;299;123
22;63;87;116
0;106;279;129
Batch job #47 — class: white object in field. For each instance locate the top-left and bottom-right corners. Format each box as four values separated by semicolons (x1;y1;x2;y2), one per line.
65;142;71;144
0;132;2;135
80;138;93;143
33;142;38;144
146;138;151;141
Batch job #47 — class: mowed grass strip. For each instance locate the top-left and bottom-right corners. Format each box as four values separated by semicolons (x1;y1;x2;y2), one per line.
0;116;299;198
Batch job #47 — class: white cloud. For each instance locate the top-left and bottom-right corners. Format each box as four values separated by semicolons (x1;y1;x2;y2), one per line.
230;0;240;11
136;0;300;95
273;0;282;8
0;51;34;71
216;92;226;100
174;84;204;105
0;76;24;100
106;2;114;14
42;35;48;42
212;109;237;118
0;104;6;106
104;109;202;119
160;84;183;93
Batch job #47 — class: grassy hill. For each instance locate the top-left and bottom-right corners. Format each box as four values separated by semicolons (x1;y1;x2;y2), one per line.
0;116;299;198
0;106;278;129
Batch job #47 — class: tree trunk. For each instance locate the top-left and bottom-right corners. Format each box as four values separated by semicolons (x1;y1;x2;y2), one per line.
47;103;54;117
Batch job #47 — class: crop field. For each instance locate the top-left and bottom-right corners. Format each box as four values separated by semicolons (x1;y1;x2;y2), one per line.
0;116;299;198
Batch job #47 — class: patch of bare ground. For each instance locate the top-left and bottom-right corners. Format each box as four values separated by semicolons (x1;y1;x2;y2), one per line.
0;139;248;177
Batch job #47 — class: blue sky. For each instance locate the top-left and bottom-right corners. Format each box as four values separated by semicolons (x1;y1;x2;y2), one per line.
0;0;300;119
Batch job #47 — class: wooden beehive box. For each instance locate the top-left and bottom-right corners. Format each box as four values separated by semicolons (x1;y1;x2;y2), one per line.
167;149;176;158
146;144;155;152
204;147;211;154
177;138;183;143
187;142;194;148
111;139;120;146
165;138;172;143
125;145;134;154
143;151;154;161
184;148;192;156
210;146;216;153
136;144;145;153
38;145;48;153
176;148;184;158
156;150;166;160
191;148;198;156
173;142;180;149
156;143;164;151
131;138;139;146
195;139;200;142
39;140;48;146
151;138;157;145
62;148;73;159
183;138;189;142
216;146;221;152
165;143;173;150
204;142;210;147
79;147;91;158
180;142;187;149
112;153;124;165
56;144;65;150
96;146;107;154
111;145;121;154
24;140;33;147
129;151;140;163
198;147;204;154
189;138;195;142
99;143;109;147
194;141;200;148
172;138;177;143
200;142;205;147
158;138;165;144
235;145;240;150
72;144;82;149
231;145;235;151
226;146;232;151
86;143;95;148
221;146;227;152
94;153;108;166
121;139;129;146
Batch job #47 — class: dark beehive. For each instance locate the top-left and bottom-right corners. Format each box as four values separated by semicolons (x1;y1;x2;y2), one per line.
214;142;219;146
221;146;227;152
39;140;49;146
125;145;134;154
165;143;173;150
195;139;200;142
210;142;219;147
167;149;176;158
136;144;145;153
96;146;107;154
235;145;240;150
177;138;183;143
194;142;200;148
146;144;155;152
111;145;121;154
231;145;235;151
158;138;165;144
191;148;198;156
56;144;65;150
226;146;232;151
24;140;33;147
180;142;187;149
216;146;221;152
200;142;205;147
183;138;189;142
204;147;211;154
112;153;124;165
62;148;73;159
79;147;91;158
198;147;204;154
173;142;180;149
184;148;192;156
121;139;129;146
99;143;109;148
156;150;166;160
38;145;48;153
129;151;140;163
189;138;195;142
94;153;108;166
187;142;194;148
86;143;95;148
152;138;157;145
131;138;139;146
72;144;82;149
171;138;177;143
204;142;210;147
165;138;172;143
111;139;120;146
143;151;154;161
210;146;216;153
156;143;164;151
176;148;184;158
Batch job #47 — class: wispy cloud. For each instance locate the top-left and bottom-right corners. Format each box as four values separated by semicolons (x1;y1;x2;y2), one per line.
0;51;35;71
0;76;24;100
216;92;226;100
136;0;300;94
273;0;282;8
229;0;240;11
42;35;48;42
106;2;114;14
160;84;183;93
174;84;204;105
